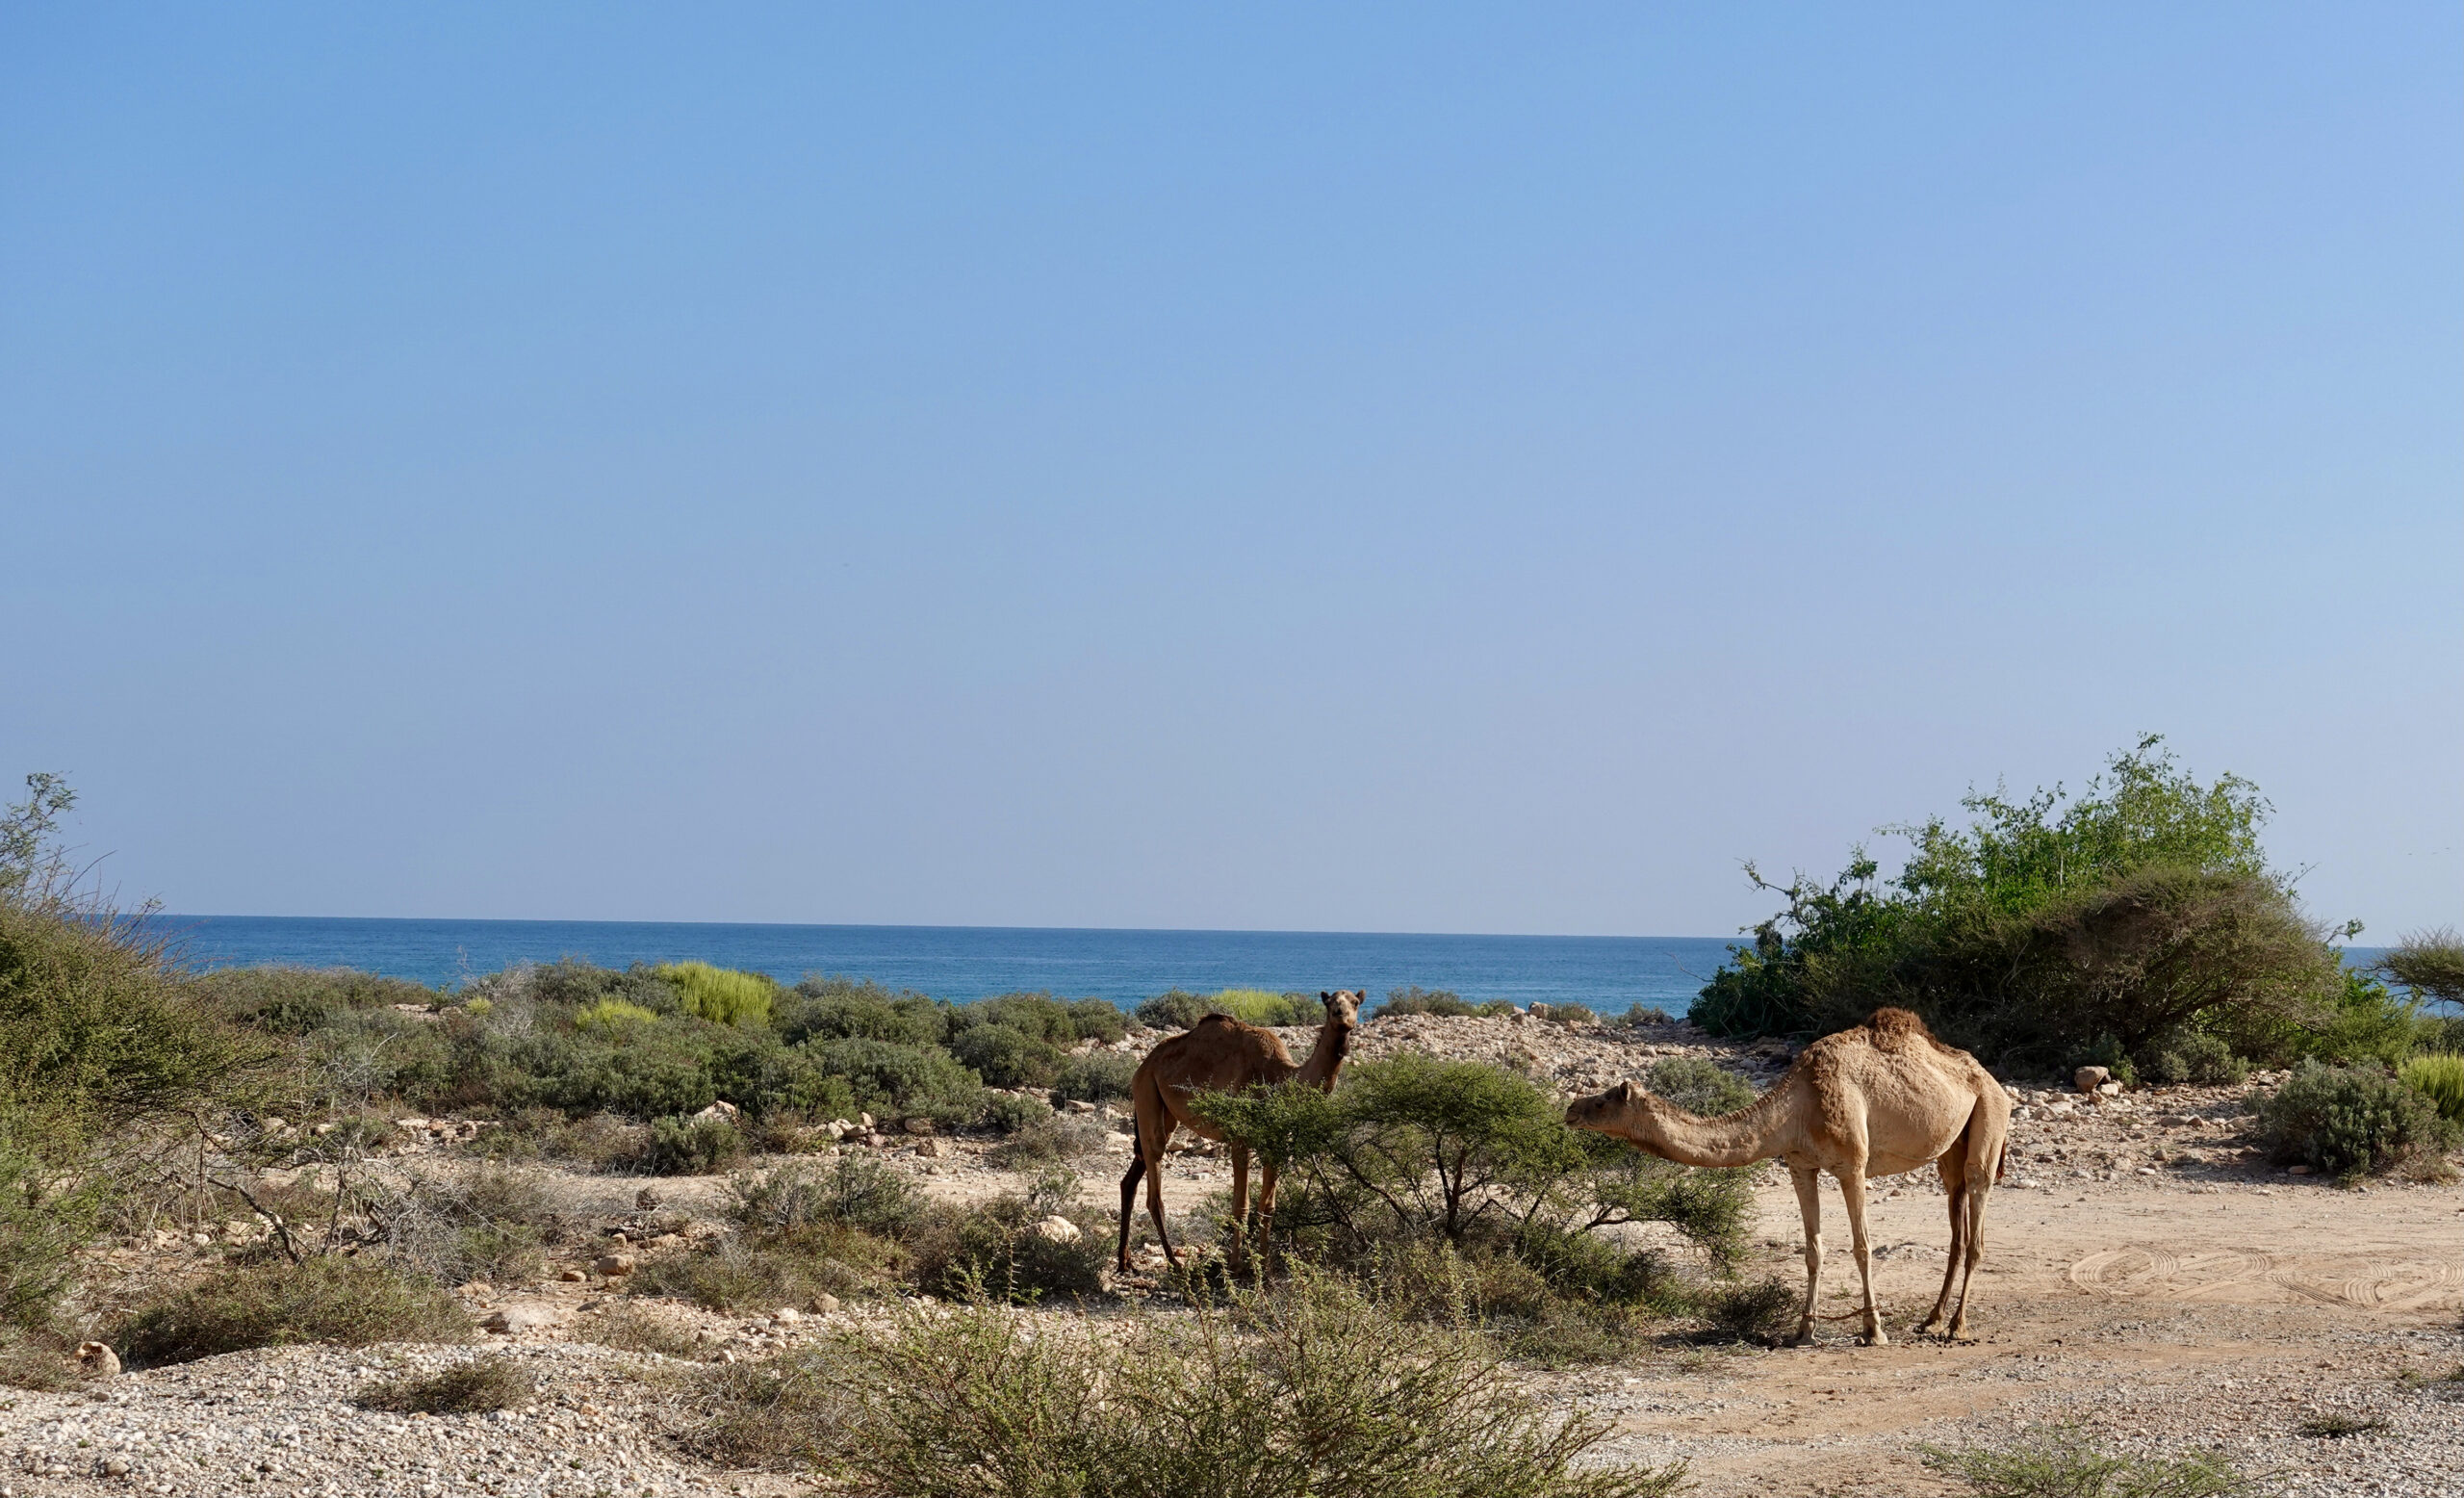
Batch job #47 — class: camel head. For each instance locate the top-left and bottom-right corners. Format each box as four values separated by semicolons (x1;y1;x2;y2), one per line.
1319;990;1364;1030
1564;1079;1645;1136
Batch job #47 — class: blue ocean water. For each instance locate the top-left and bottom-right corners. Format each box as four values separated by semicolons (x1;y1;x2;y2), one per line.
157;916;1739;1014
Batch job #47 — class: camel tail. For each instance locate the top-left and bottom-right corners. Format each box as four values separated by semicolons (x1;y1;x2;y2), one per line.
1995;1136;2009;1184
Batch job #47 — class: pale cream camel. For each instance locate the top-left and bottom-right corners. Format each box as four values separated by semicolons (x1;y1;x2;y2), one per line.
1565;1007;2010;1344
1115;990;1362;1272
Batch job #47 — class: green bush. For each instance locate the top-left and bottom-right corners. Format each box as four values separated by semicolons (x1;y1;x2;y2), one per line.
2399;1054;2464;1124
1541;1003;1596;1025
1195;1056;1749;1292
573;998;660;1032
1702;1278;1798;1342
1382;986;1476;1018
117;1259;471;1367
192;965;444;1035
777;978;942;1048
732;1155;920;1239
1691;738;2348;1076
1051;1050;1137;1105
948;1023;1066;1089
962;993;1130;1046
2145;1031;2247;1086
688;1272;1686;1496
979;1091;1053;1135
2256;1062;2460;1180
657;963;777;1028
642;1116;749;1175
2379;929;2464;1010
903;1180;1108;1303
354;1356;533;1414
808;1038;987;1127
1136;989;1306;1029
1644;1057;1757;1116
632;1231;889;1311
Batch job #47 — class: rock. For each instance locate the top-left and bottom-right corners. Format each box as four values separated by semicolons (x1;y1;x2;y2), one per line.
2096;1080;2124;1098
2073;1067;2111;1095
903;1117;937;1136
772;1307;802;1323
395;1118;429;1130
693;1100;741;1124
1065;1099;1097;1114
810;1293;841;1314
859;1112;876;1129
2287;1164;2314;1175
635;1186;661;1211
559;1269;588;1282
99;1455;131;1477
914;1137;950;1158
594;1253;638;1278
481;1304;556;1333
75;1341;119;1380
1032;1215;1083;1245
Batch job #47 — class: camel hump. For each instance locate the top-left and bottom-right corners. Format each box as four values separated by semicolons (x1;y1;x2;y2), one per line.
1865;1007;1934;1050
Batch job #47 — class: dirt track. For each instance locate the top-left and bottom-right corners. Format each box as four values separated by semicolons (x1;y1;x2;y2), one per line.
1568;1175;2464;1494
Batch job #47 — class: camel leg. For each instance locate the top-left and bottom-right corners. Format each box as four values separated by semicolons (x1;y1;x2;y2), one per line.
1142;1121;1181;1267
1787;1167;1823;1346
1918;1149;1968;1333
1947;1132;1998;1339
1115;1143;1145;1273
1836;1168;1886;1346
1253;1158;1280;1262
1229;1143;1251;1232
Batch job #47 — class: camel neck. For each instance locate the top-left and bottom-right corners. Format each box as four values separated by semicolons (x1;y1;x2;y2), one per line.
1296;1020;1351;1090
1630;1090;1787;1169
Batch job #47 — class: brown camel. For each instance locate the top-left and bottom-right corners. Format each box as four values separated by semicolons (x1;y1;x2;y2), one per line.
1565;1008;2010;1344
1116;990;1362;1272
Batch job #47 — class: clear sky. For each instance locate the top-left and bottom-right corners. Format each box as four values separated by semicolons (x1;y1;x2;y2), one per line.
3;6;2457;937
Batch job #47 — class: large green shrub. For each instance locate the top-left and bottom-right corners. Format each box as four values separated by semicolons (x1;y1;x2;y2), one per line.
2256;1062;2459;1180
1692;738;2352;1075
808;1038;987;1126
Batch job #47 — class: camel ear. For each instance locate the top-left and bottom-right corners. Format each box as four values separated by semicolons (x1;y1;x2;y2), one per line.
1612;1081;1633;1101
1321;991;1334;1002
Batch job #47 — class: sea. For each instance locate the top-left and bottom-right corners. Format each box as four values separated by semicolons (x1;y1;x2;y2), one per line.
155;916;1740;1015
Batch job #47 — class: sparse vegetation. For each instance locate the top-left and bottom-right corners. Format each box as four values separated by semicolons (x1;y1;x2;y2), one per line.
1050;1049;1137;1105
1136;988;1307;1029
2399;1052;2464;1124
1382;986;1476;1018
354;1356;534;1414
1920;1430;2248;1496
2296;1412;2390;1438
690;1271;1686;1496
116;1259;471;1367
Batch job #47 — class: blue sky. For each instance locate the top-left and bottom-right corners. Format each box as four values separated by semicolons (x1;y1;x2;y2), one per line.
3;5;2457;936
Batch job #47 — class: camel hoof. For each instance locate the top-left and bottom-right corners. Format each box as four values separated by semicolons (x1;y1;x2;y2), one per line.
1786;1329;1814;1348
1861;1330;1889;1347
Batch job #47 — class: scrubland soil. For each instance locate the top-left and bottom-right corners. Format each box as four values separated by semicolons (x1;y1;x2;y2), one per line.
5;1013;2459;1497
